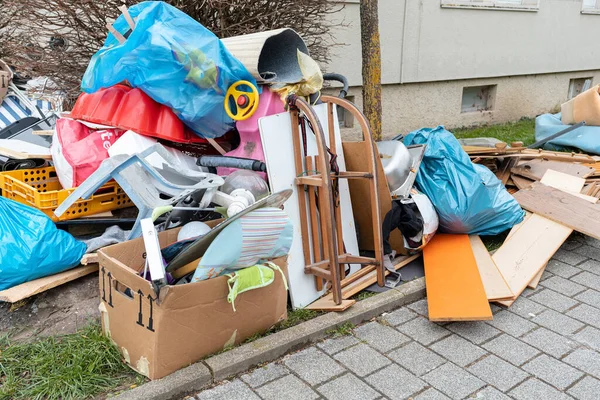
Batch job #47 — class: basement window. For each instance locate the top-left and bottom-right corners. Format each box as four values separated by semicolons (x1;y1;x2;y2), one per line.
582;0;600;14
337;95;355;128
568;78;593;99
461;85;497;113
441;0;539;12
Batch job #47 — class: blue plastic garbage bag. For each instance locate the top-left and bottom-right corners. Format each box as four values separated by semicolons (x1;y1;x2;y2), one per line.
404;126;524;235
535;113;600;155
81;1;256;139
0;197;86;290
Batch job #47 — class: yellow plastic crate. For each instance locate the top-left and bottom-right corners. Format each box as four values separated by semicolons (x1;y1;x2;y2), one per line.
0;167;133;221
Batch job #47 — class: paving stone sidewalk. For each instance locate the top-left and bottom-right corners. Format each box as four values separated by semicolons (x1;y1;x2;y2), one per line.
189;234;600;400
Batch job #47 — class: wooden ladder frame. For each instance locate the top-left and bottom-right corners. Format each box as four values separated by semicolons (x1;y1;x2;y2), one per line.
288;95;384;305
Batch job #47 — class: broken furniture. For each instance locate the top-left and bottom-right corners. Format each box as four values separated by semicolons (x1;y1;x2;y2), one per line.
54;144;224;238
286;95;384;307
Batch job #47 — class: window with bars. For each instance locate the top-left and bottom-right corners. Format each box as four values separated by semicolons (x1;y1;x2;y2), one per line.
441;0;539;11
582;0;600;14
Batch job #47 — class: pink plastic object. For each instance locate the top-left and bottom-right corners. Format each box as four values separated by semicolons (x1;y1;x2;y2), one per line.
51;118;125;188
71;85;210;144
217;88;284;179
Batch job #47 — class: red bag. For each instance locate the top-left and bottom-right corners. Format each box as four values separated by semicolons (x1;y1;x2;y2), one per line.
51;118;124;188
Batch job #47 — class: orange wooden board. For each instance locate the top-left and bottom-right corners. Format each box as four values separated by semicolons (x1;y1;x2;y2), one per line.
423;234;493;322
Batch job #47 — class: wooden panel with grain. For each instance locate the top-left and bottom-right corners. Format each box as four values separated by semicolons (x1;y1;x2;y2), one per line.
0;265;99;303
423;234;492;322
511;159;595;181
469;235;513;301
493;214;572;304
511;175;534;190
513;182;600;241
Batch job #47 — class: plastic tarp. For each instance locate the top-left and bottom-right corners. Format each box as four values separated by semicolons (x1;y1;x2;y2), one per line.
81;1;256;139
0;197;86;290
404;126;524;235
535;112;600;155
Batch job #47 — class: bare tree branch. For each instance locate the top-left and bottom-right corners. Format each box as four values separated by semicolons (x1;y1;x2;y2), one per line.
0;0;344;107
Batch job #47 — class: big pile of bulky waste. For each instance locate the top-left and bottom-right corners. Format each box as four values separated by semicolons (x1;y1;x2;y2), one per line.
1;0;599;381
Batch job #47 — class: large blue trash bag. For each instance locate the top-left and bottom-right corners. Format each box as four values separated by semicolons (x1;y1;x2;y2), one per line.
81;1;257;139
0;198;86;290
535;113;600;155
404;126;524;235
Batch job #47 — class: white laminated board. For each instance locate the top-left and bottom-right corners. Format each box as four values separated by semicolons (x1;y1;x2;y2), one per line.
0;139;51;160
260;104;360;309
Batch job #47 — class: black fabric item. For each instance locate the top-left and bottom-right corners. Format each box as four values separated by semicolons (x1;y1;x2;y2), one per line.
382;200;424;255
0;157;48;171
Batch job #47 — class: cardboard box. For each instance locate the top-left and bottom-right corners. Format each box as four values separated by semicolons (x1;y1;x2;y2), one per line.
97;225;288;380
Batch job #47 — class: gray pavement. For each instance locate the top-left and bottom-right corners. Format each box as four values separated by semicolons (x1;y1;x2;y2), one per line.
189;233;600;400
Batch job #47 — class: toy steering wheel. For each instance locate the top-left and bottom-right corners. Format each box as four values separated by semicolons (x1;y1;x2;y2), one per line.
224;80;259;121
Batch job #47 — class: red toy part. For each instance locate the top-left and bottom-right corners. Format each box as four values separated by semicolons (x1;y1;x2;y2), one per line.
71;85;208;144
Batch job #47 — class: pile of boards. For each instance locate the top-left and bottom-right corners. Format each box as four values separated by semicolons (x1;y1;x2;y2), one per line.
421;144;600;322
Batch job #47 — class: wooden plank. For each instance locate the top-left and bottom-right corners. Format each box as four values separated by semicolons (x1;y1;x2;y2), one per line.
511;159;595;181
504;212;546;292
497;158;519;186
341;254;420;299
469;235;513;301
527;269;544;290
80;253;99;265
0;265;98;303
540;169;586;192
514;183;600;241
305;297;355;311
471;152;594;163
540;170;597;202
499;172;594;303
511;175;534;190
32;130;54;136
0;139;52;160
462;145;524;155
493;214;572;305
424;234;492;322
310;254;421;308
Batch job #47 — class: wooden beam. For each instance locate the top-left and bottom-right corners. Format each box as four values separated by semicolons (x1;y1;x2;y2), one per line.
511;159;595;181
468;235;513;301
0;265;98;303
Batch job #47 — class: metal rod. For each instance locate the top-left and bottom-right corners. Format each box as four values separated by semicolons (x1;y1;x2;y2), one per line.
527;121;586;149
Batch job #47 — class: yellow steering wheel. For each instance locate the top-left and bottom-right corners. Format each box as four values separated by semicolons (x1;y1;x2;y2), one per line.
224;80;259;121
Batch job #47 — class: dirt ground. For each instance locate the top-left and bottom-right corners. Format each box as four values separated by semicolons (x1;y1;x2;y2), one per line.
0;274;101;341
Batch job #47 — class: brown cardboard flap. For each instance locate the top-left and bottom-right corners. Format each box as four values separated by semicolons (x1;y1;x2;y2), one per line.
98;251;153;294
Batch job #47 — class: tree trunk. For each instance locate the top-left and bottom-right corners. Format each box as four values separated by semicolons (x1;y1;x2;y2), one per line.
359;0;382;141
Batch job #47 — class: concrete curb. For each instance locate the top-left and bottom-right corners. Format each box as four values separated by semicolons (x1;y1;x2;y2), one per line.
114;277;426;400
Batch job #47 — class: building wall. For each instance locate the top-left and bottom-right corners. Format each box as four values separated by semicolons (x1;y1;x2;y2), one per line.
326;69;600;140
323;0;600;139
326;0;600;85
